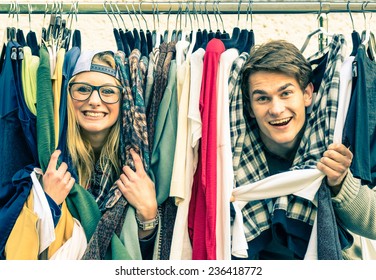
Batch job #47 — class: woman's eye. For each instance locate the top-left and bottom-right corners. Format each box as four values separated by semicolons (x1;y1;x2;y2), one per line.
101;88;116;95
77;86;91;93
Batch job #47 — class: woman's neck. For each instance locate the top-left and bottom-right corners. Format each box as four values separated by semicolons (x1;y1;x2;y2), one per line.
82;131;106;161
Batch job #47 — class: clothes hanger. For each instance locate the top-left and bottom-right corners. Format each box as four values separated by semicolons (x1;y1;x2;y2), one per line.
300;2;333;54
239;0;255;53
121;2;135;51
25;3;39;55
151;1;157;49
210;2;220;39
104;1;124;52
14;2;26;47
163;4;172;43
138;1;149;56
204;1;215;40
192;1;202;52
347;1;361;57
216;0;229;39
360;1;375;61
170;4;181;42
221;0;242;49
131;2;141;51
114;2;131;56
199;1;209;49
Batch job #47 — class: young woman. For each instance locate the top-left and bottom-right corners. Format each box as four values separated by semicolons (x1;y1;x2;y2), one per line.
5;51;158;259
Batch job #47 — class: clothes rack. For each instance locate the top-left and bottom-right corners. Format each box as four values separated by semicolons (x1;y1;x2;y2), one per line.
0;1;376;15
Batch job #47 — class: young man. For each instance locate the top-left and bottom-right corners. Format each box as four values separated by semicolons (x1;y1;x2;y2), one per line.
233;39;376;260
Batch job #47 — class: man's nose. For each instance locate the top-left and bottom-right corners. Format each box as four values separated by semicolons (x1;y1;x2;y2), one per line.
268;99;285;116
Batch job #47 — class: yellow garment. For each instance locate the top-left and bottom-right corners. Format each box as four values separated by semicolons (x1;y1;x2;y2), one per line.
21;46;40;115
51;48;66;148
5;191;74;260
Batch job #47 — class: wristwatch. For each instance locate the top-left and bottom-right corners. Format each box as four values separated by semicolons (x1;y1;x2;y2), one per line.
135;209;159;231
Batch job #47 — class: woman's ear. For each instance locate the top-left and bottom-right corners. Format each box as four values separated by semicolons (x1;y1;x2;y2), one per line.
303;82;314;107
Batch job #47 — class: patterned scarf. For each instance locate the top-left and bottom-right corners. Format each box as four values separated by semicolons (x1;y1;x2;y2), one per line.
82;49;149;259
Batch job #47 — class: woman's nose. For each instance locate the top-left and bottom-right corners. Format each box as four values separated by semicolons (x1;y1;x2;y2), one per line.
88;90;102;106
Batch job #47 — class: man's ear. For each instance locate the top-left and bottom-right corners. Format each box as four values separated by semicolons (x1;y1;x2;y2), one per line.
303;82;314;107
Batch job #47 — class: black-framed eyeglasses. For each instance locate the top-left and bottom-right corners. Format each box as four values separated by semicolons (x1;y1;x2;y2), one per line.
69;82;123;104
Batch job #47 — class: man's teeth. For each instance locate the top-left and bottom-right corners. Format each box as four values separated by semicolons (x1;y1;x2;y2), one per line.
84;112;105;117
270;117;291;125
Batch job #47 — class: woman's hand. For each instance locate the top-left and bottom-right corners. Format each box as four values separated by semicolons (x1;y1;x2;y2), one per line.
317;143;353;195
42;150;75;205
116;149;158;222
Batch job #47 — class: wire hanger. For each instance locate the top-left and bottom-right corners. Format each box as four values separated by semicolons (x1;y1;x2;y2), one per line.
300;1;333;54
360;1;376;61
163;2;172;43
348;1;361;56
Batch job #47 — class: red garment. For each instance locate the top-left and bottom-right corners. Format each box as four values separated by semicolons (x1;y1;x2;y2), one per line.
188;39;225;260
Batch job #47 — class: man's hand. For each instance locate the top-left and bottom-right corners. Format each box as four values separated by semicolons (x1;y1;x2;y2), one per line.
317;143;353;195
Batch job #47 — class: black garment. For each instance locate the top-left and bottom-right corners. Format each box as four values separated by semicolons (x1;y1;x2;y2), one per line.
343;44;376;186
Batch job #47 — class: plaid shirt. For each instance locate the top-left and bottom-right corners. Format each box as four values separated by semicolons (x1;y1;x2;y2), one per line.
229;35;346;242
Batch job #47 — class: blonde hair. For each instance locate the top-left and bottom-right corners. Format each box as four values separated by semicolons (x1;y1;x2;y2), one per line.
67;51;121;187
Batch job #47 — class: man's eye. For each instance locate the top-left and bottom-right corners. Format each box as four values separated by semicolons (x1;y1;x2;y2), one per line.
256;96;269;102
281;91;292;97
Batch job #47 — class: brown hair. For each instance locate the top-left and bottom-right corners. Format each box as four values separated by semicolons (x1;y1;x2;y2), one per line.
241;40;313;119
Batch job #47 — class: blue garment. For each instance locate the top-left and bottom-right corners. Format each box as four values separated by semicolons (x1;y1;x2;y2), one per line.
0;42;35;259
343;45;376;186
58;46;80;160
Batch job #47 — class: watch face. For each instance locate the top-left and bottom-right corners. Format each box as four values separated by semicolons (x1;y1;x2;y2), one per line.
143;222;156;231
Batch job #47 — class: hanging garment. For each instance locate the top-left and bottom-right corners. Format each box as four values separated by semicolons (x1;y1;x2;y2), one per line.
147;42;176;151
343;44;376;186
150;60;178;259
21;46;39;115
229;35;347;259
0;42;35;259
216;48;239;260
51;48;66;149
188;38;225;260
150;59;178;204
57;46;81;161
169;48;205;260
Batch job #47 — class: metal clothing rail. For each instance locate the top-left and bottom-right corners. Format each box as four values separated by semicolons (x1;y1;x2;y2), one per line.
0;1;376;15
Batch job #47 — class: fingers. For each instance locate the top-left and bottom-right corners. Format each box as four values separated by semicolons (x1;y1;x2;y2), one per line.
130;148;145;175
317;143;353;187
322;144;352;171
46;150;61;171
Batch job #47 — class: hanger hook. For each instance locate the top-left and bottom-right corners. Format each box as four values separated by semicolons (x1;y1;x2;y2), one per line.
152;1;156;31
362;1;370;30
155;1;160;30
248;0;253;30
103;1;115;29
114;1;126;30
205;1;211;31
317;0;323;19
139;1;149;30
166;0;172;32
123;1;134;29
131;1;141;30
212;1;218;31
347;1;355;30
28;3;32;31
237;0;242;27
109;2;121;29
